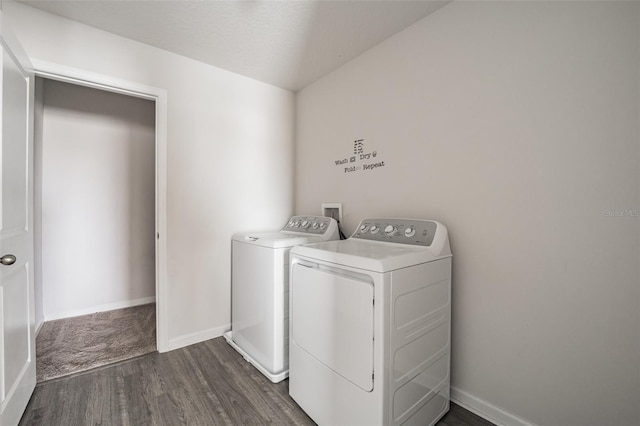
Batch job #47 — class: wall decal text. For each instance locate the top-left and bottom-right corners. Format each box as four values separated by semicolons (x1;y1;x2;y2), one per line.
333;139;386;173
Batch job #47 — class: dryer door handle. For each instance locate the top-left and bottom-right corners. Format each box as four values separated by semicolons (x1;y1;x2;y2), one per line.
292;260;373;284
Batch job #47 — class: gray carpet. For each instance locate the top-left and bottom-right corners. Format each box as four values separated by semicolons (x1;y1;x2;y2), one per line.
36;303;156;383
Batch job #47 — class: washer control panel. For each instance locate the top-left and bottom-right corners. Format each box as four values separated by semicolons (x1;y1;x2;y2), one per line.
282;215;335;235
353;218;437;246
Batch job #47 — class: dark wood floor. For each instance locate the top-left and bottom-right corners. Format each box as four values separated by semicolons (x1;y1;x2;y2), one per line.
20;337;493;425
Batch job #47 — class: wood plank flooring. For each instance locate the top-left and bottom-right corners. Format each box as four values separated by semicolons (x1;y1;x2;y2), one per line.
20;337;493;426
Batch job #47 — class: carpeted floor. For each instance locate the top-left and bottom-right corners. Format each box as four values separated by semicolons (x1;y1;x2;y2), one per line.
36;303;156;383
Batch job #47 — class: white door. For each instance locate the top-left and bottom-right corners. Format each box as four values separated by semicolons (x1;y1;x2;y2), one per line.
0;14;35;426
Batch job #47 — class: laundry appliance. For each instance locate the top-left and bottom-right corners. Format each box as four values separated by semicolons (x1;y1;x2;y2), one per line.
225;215;339;383
289;218;452;425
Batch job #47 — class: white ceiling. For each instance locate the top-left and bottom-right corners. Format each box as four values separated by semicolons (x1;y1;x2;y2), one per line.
18;0;450;91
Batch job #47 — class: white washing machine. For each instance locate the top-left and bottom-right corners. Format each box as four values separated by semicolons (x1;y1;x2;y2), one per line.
289;218;452;426
224;215;339;383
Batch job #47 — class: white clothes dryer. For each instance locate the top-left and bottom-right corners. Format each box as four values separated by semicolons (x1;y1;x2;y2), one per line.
225;215;339;383
289;218;452;426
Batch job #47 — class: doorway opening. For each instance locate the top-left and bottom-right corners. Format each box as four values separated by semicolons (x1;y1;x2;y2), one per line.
30;64;168;381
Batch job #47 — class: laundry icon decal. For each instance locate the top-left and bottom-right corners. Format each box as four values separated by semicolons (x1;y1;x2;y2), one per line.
333;139;386;173
353;139;364;154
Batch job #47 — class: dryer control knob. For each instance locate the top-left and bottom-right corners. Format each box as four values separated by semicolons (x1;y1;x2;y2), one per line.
312;222;319;229
319;223;327;230
370;225;380;234
360;225;370;233
385;225;398;236
301;220;310;228
404;226;416;237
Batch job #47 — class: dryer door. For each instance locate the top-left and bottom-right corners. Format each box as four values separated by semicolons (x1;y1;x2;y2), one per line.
291;263;374;391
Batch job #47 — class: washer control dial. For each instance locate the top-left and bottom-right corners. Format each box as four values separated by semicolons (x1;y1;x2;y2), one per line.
385;225;398;237
360;224;370;234
370;225;380;234
301;220;310;228
404;226;416;237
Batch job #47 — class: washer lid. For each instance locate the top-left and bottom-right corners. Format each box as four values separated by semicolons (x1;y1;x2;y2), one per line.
233;232;334;248
232;215;340;248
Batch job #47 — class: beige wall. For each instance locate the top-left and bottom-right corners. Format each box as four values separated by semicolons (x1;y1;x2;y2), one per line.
295;2;639;425
39;79;155;320
5;1;295;348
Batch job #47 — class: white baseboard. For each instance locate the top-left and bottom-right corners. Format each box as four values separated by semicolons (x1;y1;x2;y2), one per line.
35;319;44;337
164;324;230;353
451;386;537;426
43;296;156;322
